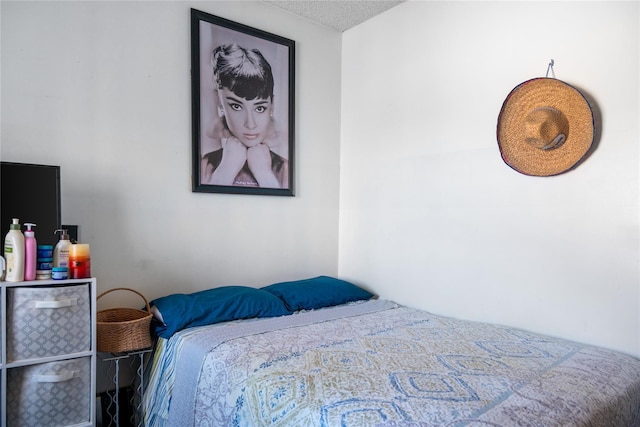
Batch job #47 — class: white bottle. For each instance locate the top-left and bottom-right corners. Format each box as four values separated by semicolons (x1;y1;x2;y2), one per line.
4;218;25;282
24;223;37;281
54;228;72;268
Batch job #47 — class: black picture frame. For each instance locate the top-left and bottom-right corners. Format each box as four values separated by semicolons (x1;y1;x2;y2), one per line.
191;9;295;196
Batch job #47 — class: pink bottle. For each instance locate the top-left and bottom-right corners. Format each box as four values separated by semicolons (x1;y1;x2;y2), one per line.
24;223;37;281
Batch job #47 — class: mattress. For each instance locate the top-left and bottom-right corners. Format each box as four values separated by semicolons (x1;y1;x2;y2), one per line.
143;299;640;426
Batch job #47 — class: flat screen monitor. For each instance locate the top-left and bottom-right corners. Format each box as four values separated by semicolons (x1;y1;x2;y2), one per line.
1;162;61;246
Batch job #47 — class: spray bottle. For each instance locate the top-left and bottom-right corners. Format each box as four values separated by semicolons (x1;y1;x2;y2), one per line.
4;218;25;282
54;228;72;268
24;223;37;281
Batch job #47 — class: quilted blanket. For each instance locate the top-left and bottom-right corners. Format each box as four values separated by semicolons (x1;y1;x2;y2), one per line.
144;300;640;427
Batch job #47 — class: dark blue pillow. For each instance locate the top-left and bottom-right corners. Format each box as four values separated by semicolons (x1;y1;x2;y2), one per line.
150;286;291;338
261;276;374;311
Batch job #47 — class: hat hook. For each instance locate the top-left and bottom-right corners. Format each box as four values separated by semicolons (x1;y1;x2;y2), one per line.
545;59;555;78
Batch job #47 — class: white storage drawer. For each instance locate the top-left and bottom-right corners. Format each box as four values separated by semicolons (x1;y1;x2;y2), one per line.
6;284;91;362
6;356;92;427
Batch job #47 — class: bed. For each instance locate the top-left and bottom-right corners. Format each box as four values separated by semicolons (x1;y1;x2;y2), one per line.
143;277;640;427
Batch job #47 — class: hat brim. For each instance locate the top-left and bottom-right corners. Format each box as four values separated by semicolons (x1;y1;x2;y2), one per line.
497;78;594;176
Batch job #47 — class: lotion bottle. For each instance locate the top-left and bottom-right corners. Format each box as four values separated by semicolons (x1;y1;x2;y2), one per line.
4;218;25;282
24;223;37;281
54;228;72;268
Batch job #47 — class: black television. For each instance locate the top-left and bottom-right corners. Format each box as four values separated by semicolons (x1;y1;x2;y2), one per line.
1;162;61;246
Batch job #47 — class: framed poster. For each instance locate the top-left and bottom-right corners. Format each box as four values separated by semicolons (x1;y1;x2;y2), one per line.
191;8;295;196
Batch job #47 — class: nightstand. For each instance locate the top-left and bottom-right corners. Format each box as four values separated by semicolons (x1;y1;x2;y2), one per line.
1;278;97;427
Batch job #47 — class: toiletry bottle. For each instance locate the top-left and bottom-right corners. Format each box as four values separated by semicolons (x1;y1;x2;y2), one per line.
24;223;37;281
4;218;25;282
53;228;72;268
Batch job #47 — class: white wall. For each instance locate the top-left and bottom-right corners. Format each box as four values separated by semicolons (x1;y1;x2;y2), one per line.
340;1;640;357
3;0;639;362
1;1;343;305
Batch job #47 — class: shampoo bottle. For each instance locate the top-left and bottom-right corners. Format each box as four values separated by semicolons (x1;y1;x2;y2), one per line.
4;218;25;282
54;228;72;268
24;223;37;281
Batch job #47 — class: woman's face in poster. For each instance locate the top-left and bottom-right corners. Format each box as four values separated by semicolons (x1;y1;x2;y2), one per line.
219;87;273;148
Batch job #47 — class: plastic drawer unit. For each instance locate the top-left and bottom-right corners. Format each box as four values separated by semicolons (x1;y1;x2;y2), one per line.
6;284;91;362
6;356;92;425
0;278;97;427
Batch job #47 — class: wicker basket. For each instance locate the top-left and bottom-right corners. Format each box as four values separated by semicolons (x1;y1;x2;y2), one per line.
96;287;153;353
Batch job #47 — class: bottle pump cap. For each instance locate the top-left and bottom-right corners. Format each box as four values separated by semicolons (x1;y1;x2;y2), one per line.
9;218;20;230
55;229;70;240
24;223;36;237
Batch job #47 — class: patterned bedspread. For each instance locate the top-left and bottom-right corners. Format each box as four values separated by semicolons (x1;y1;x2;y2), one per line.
144;300;640;427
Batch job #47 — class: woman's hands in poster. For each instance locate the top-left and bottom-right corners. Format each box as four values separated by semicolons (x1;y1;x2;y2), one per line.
211;136;279;188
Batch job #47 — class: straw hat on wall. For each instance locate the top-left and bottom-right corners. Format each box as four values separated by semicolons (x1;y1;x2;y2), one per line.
497;78;594;176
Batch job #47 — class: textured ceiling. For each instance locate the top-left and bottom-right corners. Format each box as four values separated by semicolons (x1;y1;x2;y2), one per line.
264;1;405;32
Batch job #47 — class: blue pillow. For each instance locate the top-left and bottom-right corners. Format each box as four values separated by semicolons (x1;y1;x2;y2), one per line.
150;286;291;338
261;276;374;311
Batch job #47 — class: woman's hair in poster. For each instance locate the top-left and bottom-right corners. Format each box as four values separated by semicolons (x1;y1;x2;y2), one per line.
211;43;274;101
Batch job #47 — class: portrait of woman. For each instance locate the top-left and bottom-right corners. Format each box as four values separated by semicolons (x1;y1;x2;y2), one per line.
202;44;287;188
192;10;294;195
